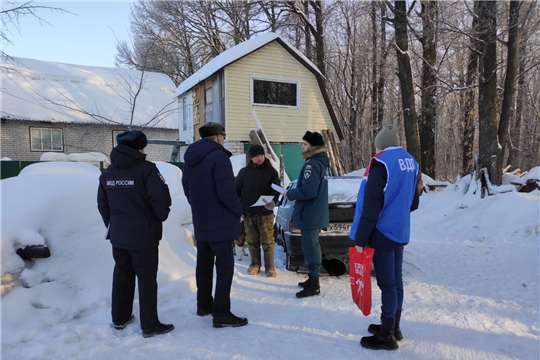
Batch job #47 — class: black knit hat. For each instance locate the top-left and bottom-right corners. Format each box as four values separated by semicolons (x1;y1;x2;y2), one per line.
199;122;226;138
302;131;325;146
116;130;147;150
249;145;265;158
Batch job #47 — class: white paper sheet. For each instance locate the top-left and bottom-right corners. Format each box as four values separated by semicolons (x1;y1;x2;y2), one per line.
250;195;275;207
271;183;287;194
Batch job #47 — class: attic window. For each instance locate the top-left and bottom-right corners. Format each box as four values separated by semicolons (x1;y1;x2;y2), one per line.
251;77;299;108
30;127;63;151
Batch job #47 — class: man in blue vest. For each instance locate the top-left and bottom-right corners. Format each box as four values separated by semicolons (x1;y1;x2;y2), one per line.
350;125;420;350
182;122;248;328
285;131;329;298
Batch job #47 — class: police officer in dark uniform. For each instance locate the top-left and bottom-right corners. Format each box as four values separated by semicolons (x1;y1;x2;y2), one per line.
97;130;174;338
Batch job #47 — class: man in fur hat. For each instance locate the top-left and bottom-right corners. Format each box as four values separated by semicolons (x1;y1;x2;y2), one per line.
284;131;329;298
97;130;174;338
182;122;248;328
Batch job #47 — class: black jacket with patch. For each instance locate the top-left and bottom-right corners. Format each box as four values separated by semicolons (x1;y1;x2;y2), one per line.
97;145;171;249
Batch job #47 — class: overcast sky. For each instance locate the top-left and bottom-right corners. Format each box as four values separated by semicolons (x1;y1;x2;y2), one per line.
4;1;133;68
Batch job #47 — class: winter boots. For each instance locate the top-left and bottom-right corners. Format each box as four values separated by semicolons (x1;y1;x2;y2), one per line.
247;249;261;275
368;310;403;340
360;316;399;350
297;277;310;288
142;322;175;338
264;251;276;277
113;314;135;330
295;274;320;298
212;312;248;328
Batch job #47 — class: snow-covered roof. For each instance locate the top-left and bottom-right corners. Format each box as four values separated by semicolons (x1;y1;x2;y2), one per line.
174;32;322;98
1;57;178;129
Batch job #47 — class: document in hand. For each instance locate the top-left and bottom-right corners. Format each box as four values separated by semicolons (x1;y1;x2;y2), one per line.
250;195;275;207
271;183;287;194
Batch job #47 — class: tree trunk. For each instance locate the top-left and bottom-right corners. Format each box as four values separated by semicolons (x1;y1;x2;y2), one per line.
461;10;480;176
310;1;326;76
476;1;500;185
371;1;387;142
497;1;521;175
394;1;421;166
507;40;526;167
419;0;438;179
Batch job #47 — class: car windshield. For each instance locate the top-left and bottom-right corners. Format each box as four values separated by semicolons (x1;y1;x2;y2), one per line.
287;177;361;203
328;177;361;203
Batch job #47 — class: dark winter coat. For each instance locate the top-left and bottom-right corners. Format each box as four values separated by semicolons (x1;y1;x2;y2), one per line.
182;138;242;242
236;158;280;216
97;145;171;250
286;145;329;229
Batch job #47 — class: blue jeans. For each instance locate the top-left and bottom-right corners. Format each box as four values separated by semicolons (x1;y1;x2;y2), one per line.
196;240;234;317
372;244;404;319
300;229;322;277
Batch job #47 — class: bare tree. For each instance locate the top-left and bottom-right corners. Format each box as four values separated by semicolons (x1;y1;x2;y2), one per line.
392;1;421;167
370;1;388;141
1;0;67;64
497;1;522;177
416;0;438;179
476;1;500;184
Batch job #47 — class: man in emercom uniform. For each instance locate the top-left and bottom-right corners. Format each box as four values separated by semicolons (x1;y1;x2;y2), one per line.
182;122;248;328
236;144;280;277
97;130;174;338
285;131;329;298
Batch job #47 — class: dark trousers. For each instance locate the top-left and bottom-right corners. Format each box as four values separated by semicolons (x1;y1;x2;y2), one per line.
196;240;234;317
372;244;404;319
300;228;322;277
111;246;159;330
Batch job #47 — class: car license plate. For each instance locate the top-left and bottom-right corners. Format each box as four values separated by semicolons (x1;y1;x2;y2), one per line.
326;223;351;232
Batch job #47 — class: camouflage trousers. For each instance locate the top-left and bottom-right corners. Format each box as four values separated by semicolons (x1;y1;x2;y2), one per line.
243;213;275;253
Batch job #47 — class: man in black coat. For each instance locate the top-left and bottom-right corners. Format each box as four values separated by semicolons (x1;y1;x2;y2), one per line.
182;122;248;328
97;130;174;338
236;145;280;277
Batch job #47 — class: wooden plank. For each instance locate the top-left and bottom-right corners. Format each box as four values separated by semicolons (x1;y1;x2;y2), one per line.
280;154;285;187
322;129;339;176
328;130;345;176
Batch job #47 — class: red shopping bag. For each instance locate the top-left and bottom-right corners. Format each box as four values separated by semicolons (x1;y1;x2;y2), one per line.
349;247;375;316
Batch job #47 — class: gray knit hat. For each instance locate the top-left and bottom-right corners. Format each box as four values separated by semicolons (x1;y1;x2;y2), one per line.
374;125;399;150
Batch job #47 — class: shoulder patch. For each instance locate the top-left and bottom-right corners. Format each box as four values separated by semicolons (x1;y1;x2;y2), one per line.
158;173;166;183
303;166;312;180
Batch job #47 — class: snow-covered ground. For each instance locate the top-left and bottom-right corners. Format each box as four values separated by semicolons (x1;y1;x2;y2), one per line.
1;160;538;360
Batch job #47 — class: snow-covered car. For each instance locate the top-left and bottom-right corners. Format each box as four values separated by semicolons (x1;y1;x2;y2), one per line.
274;177;361;275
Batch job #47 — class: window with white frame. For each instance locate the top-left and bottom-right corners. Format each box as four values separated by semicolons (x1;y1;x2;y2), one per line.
30;127;63;151
252;77;299;108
